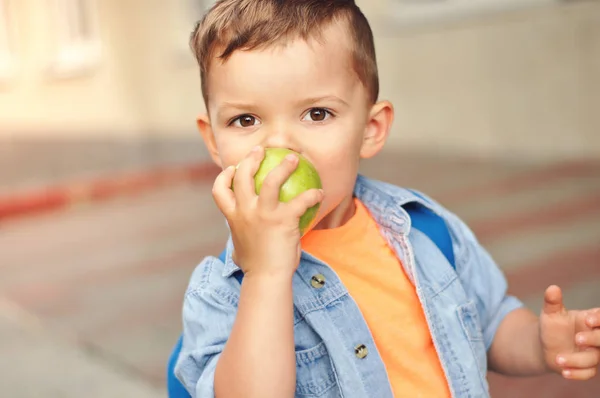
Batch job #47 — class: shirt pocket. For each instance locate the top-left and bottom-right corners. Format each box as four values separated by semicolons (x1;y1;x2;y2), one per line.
295;341;341;397
457;300;487;375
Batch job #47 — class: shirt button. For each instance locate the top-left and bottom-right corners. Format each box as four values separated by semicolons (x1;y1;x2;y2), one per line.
310;274;326;289
355;344;368;359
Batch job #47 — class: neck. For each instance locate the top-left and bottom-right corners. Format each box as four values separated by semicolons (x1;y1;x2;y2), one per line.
313;194;357;230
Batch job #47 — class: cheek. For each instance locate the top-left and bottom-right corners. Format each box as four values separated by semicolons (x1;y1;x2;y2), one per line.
214;134;256;168
313;150;361;199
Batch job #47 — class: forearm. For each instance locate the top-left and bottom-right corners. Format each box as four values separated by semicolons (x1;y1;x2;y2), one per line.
214;272;296;398
488;307;549;376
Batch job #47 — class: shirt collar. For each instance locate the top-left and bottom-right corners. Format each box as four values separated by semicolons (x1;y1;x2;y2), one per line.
221;236;240;278
354;174;438;234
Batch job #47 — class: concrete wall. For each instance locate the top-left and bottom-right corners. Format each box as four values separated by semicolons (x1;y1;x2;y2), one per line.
0;0;598;161
369;0;600;161
105;0;205;138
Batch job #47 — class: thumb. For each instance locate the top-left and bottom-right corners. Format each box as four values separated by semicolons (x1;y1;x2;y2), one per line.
543;285;565;315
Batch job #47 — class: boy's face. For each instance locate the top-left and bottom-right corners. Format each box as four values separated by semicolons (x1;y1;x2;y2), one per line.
199;22;393;228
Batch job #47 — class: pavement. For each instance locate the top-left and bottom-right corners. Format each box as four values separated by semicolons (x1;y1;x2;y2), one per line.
0;307;164;398
1;150;599;397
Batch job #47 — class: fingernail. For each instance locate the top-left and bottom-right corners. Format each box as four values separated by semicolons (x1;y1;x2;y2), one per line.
252;145;262;152
577;334;586;345
563;370;571;378
587;316;597;326
557;356;566;365
285;154;297;162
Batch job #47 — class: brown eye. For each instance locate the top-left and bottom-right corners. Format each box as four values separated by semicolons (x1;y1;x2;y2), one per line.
309;108;328;122
232;115;257;127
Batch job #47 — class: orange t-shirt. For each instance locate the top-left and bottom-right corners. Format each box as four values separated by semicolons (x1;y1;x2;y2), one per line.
301;199;451;398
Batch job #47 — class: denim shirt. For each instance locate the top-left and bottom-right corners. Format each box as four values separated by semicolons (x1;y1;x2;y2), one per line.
175;175;523;398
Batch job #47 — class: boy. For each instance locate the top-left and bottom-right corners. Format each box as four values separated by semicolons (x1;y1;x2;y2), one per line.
175;1;600;397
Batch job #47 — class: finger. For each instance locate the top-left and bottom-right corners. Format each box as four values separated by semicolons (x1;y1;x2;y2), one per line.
257;153;299;209
287;188;324;218
585;309;600;328
233;146;264;202
557;350;600;369
543;285;566;315
576;330;600;348
212;166;237;215
562;367;597;381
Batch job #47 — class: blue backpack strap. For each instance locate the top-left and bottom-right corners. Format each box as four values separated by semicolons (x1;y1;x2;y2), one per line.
403;190;456;270
218;249;227;264
167;334;190;398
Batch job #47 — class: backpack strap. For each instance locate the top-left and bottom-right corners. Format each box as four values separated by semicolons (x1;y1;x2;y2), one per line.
404;190;456;270
218;250;227;264
167;335;189;398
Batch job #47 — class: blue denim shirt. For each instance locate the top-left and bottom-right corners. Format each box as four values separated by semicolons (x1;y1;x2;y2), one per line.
175;175;523;398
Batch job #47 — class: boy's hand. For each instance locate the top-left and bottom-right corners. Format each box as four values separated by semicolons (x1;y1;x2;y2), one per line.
540;285;600;380
212;146;324;278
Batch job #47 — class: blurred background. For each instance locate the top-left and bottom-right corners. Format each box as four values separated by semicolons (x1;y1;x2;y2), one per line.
1;0;599;397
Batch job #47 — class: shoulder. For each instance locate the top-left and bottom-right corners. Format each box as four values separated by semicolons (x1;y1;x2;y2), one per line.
355;175;421;203
356;175;459;225
356;175;479;252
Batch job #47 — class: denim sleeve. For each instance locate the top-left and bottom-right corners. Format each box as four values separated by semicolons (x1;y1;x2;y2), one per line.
174;259;238;398
443;210;524;350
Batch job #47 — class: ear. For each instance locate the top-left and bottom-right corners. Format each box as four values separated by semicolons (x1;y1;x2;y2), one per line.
360;100;394;159
197;114;223;168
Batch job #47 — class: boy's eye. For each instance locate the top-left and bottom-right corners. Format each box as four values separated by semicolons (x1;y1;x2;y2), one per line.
303;108;332;122
231;115;259;127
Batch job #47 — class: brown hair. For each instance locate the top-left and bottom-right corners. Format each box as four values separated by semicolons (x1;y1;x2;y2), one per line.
190;0;379;105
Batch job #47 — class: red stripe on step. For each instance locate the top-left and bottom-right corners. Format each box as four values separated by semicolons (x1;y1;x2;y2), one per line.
0;162;220;221
441;161;599;205
0;187;69;219
505;244;600;298
472;192;600;243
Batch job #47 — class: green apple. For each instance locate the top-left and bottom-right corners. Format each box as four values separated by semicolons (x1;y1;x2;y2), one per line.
233;148;322;235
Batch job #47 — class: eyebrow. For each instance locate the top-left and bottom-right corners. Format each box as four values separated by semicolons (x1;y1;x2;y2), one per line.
219;102;260;112
216;102;260;120
297;95;349;108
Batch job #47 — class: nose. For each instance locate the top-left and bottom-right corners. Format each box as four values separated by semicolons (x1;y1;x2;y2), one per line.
262;125;302;153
